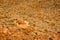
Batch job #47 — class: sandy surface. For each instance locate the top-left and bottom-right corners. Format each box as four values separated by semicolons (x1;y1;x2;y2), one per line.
0;0;60;40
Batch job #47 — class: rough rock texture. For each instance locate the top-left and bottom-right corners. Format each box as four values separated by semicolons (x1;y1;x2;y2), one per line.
0;0;60;40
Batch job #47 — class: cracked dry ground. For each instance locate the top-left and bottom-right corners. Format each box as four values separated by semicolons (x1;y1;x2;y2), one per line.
0;0;60;40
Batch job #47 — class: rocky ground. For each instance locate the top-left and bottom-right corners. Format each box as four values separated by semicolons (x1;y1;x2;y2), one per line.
0;0;60;40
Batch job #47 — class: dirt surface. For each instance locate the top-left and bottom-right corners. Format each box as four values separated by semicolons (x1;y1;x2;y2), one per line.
0;0;60;40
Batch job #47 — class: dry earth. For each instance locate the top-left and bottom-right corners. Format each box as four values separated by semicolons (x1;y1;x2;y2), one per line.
0;0;60;40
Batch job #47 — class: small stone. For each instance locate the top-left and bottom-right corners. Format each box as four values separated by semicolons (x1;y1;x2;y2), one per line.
16;20;30;29
49;37;53;40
